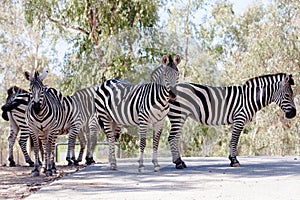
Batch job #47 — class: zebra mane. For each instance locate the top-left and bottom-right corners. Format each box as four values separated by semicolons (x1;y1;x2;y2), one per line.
244;73;291;86
167;55;179;71
7;86;29;95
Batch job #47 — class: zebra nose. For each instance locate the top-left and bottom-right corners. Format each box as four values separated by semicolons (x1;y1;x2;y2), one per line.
285;108;296;119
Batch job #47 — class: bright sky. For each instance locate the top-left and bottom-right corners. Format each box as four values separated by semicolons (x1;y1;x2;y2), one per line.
230;0;260;14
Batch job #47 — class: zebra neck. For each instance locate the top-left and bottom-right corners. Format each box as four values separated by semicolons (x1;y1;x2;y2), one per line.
161;83;170;101
244;82;277;112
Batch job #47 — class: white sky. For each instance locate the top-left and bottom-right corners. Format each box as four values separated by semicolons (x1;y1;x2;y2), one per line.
230;0;261;14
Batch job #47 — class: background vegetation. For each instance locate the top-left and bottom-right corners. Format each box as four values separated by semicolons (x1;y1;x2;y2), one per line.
0;0;299;164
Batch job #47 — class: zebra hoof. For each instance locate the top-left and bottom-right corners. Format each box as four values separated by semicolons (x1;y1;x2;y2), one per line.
176;162;187;169
73;160;79;166
9;160;16;167
32;169;40;177
231;163;241;167
86;159;96;165
174;158;187;169
41;167;46;173
138;166;145;172
110;164;117;170
46;170;53;177
229;155;240;167
27;160;34;167
67;160;73;166
154;166;160;172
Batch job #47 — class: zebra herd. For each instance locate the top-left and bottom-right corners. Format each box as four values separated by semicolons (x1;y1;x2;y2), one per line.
1;54;297;176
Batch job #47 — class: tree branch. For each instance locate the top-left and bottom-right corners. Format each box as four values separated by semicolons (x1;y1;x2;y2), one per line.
48;17;89;36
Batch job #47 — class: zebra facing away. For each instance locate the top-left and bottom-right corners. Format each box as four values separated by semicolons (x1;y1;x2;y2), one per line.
1;86;38;167
151;70;296;168
95;55;181;172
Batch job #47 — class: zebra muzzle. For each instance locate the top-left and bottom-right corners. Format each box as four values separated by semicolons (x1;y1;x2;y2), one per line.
169;87;177;101
33;102;41;114
285;108;296;119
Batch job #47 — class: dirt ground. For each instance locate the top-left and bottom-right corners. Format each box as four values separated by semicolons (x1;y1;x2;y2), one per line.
0;164;86;199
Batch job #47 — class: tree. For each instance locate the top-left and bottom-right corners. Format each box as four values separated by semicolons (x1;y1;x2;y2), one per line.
25;0;163;93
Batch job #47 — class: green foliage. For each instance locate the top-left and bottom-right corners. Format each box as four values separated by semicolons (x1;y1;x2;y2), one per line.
25;0;163;93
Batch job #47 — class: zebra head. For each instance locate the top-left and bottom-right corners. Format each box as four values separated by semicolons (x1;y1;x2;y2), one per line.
25;70;48;114
4;86;25;106
273;74;296;119
1;86;20;121
2;86;29;109
161;55;181;100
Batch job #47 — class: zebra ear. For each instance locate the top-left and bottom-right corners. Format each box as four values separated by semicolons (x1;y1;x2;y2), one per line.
284;74;294;86
162;55;169;66
13;86;20;94
24;71;32;81
174;55;181;66
7;87;14;95
288;74;294;85
39;70;49;81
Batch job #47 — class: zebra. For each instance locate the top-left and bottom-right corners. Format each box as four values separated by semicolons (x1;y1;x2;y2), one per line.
70;87;101;165
151;70;296;168
1;86;37;167
95;55;181;172
24;70;94;176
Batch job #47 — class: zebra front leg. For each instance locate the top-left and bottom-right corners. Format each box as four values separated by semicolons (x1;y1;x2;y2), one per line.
45;138;53;177
51;137;57;174
169;122;187;169
107;132;117;170
152;122;163;172
31;133;40;177
138;124;148;172
229;121;245;167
